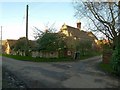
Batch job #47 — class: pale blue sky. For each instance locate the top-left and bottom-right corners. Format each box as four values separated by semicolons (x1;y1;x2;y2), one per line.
1;2;87;40
2;2;76;25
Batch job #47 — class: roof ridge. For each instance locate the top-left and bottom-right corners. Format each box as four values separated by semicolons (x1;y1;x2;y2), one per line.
6;39;17;41
66;25;78;30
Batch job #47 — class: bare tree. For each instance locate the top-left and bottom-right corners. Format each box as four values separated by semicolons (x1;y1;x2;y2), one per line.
32;23;57;40
73;1;119;48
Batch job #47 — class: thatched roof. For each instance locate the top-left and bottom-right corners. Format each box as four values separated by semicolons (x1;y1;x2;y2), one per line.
2;40;6;45
2;39;17;48
6;39;17;47
87;32;98;40
60;23;98;41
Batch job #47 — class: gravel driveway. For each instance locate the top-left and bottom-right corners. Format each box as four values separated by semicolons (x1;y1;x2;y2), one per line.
2;56;120;88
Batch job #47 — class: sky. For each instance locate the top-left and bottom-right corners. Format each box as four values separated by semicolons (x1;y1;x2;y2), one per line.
0;1;89;40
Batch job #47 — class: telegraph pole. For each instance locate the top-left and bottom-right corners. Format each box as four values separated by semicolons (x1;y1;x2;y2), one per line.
0;26;2;54
26;5;28;40
25;5;29;56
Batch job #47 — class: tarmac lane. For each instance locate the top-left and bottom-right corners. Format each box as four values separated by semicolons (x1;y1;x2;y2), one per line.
2;56;120;88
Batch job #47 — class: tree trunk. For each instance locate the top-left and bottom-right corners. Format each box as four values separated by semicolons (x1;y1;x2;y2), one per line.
113;36;118;50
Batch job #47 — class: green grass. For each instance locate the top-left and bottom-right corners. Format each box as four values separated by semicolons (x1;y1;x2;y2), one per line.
99;62;113;73
79;52;101;60
3;54;73;62
2;51;101;62
0;53;2;56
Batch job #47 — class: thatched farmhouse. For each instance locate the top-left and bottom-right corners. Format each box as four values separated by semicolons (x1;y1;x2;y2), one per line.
2;21;99;58
58;21;99;57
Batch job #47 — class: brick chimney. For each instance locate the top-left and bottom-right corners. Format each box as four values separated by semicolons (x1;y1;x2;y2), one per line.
77;20;81;30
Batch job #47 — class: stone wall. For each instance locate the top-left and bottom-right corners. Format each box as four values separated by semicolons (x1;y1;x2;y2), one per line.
32;51;59;58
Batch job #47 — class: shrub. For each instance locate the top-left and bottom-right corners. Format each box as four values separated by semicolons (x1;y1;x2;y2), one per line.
110;44;120;76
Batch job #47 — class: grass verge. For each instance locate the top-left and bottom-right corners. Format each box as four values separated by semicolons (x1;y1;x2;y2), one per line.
80;52;101;60
2;54;73;62
2;52;101;62
99;62;113;74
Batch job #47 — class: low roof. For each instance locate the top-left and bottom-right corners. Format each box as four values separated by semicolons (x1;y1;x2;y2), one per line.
2;39;17;47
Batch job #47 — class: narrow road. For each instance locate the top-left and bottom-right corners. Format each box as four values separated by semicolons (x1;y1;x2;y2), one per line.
2;56;120;88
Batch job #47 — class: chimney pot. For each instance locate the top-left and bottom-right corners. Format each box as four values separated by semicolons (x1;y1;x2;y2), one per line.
77;21;81;30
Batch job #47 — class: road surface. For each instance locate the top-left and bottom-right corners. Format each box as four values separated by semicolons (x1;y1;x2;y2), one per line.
2;56;120;88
